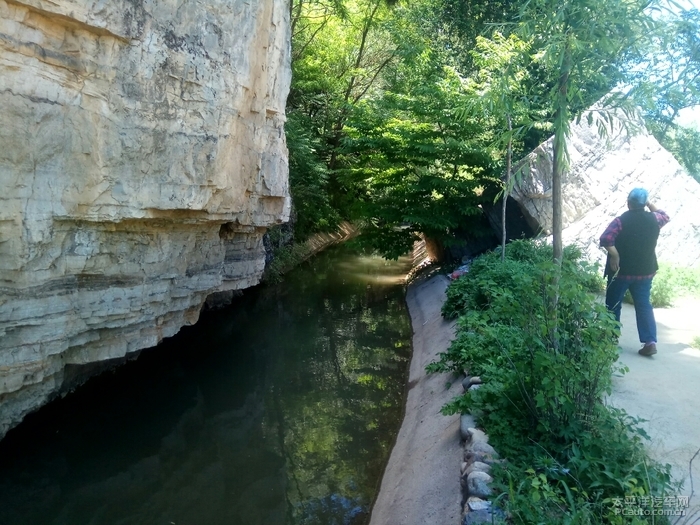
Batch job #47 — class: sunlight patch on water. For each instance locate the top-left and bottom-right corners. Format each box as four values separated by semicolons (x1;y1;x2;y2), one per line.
333;253;414;286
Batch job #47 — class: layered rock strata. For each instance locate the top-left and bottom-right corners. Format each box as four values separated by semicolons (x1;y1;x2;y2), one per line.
0;0;291;437
509;110;700;267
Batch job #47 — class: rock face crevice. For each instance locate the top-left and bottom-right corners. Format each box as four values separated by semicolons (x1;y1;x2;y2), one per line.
0;0;291;438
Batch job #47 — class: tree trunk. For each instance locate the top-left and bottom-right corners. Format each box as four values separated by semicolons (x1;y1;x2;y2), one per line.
501;115;513;262
550;41;571;351
552;38;571;266
552;136;563;265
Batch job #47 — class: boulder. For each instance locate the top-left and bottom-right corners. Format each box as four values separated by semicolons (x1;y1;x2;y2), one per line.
465;427;488;445
466;471;493;499
464;461;491;478
508;107;700;268
460;413;476;441
467;497;491;512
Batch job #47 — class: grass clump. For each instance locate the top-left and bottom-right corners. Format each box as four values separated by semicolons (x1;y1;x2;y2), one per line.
429;239;675;524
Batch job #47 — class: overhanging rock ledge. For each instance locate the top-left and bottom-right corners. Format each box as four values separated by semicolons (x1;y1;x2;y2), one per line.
0;0;292;438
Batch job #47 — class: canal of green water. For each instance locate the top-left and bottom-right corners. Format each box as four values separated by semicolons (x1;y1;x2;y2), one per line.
0;242;414;525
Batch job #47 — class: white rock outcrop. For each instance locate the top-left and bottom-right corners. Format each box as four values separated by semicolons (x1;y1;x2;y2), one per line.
510;110;700;268
0;0;291;438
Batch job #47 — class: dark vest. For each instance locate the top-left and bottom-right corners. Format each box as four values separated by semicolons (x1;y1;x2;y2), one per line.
615;209;660;276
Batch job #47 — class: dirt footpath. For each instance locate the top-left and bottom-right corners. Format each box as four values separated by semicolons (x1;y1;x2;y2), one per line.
609;298;700;513
369;275;463;525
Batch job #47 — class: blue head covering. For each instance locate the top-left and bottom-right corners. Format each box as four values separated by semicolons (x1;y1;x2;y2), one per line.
627;188;648;209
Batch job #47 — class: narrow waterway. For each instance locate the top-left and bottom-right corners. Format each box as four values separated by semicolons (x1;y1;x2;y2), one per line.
0;242;414;525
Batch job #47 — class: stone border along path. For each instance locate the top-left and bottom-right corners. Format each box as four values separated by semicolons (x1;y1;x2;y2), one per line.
458;376;504;524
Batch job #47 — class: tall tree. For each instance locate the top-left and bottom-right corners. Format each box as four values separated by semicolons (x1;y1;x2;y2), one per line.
517;0;657;264
460;33;535;261
342;47;496;259
286;0;404;237
630;7;700;180
635;7;700;138
437;0;522;72
514;0;656;350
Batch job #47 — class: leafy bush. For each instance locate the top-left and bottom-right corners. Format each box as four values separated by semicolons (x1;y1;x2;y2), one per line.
429;239;675;524
651;123;700;183
650;270;675;308
442;240;603;319
605;263;699;308
286;111;341;240
651;263;700;308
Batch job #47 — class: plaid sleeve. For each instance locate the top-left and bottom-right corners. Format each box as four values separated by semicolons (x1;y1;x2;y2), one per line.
654;210;670;228
600;217;621;247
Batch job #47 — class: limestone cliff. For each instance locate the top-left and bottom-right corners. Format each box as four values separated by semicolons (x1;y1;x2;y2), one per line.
0;0;291;438
509;110;700;268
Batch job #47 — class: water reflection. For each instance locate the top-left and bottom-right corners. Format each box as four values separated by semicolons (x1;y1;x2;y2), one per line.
0;242;413;525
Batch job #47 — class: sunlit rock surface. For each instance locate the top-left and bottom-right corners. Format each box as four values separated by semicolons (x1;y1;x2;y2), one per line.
510;110;700;268
0;0;291;438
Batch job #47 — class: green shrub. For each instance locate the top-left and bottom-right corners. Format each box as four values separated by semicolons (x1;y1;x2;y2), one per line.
442;240;603;320
650;269;675;308
434;242;622;447
650;264;700;307
612;264;699;308
429;240;675;524
496;409;674;524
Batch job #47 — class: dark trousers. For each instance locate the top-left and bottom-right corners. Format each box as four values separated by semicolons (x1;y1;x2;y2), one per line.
605;276;656;344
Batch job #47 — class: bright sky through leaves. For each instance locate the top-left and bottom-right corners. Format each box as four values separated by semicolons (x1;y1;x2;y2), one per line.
663;0;700;128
